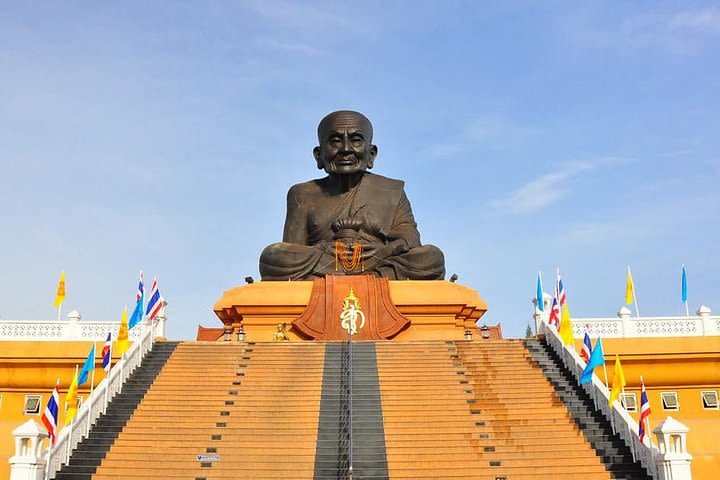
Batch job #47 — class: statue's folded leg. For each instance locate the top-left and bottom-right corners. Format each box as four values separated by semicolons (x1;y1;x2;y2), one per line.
259;242;336;281
375;244;446;280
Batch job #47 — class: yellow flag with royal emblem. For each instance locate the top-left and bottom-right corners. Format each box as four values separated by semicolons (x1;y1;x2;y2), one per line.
609;354;627;406
115;306;130;357
558;303;574;345
625;267;635;305
54;271;66;308
64;369;79;423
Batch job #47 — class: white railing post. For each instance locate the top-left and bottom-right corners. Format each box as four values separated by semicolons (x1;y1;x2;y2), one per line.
85;394;92;437
62;311;82;339
618;306;632;337
153;301;168;338
653;416;693;480
697;305;716;336
531;293;551;334
9;420;47;480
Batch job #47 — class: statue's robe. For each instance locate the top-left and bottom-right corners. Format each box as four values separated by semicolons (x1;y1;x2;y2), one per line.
260;172;445;280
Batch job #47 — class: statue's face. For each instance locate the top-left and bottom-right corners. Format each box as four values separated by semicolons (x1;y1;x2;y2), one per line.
314;113;377;175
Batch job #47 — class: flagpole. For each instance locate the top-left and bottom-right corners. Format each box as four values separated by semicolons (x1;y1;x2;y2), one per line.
44;379;59;480
57;304;62;322
682;265;689;317
602;364;610;391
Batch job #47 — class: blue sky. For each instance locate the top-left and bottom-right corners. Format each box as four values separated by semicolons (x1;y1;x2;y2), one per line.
1;1;718;339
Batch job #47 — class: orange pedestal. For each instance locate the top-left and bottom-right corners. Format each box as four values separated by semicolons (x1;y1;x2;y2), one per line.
213;275;488;342
292;275;410;341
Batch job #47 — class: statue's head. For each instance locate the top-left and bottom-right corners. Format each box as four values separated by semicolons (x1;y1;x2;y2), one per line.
314;110;378;175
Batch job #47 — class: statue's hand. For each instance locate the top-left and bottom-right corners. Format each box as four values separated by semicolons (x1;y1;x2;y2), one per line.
332;217;362;233
363;239;408;270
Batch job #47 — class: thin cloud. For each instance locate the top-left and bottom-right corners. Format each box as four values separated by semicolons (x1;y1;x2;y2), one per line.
427;115;538;157
489;162;594;215
669;8;720;34
565;220;625;244
557;6;720;55
255;37;326;57
245;0;351;30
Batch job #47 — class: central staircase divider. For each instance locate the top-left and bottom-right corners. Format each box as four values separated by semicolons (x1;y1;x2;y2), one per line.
45;319;160;479
314;342;388;480
537;320;660;477
346;340;354;479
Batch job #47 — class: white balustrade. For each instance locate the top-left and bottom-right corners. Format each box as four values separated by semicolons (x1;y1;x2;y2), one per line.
532;297;718;339
0;310;167;341
44;320;156;479
538;320;661;477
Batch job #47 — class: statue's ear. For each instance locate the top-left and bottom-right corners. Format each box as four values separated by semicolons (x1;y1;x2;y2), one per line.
313;146;323;169
367;145;378;169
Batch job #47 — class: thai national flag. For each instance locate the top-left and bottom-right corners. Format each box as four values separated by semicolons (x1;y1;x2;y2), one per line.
145;277;165;321
41;380;60;445
557;268;567;307
548;290;561;328
136;269;144;303
639;378;652;442
102;332;112;373
581;332;592;362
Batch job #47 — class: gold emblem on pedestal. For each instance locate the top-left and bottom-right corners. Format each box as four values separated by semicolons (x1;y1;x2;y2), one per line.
273;322;290;342
340;287;366;336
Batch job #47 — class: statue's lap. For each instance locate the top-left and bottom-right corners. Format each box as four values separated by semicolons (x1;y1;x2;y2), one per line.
259;242;445;281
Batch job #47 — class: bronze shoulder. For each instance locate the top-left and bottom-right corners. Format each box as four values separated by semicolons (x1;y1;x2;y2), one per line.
362;172;406;191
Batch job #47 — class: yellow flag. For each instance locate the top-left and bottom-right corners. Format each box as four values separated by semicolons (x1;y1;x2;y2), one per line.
65;370;79;423
115;306;130;357
54;271;66;308
625;267;634;305
558;303;574;345
609;354;627;406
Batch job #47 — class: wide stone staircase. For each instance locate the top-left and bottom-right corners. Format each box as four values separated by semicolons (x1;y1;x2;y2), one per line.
54;339;653;480
91;342;325;479
524;339;652;480
54;341;179;479
377;340;651;479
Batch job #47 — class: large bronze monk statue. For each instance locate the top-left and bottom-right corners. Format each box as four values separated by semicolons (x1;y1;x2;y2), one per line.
260;110;445;281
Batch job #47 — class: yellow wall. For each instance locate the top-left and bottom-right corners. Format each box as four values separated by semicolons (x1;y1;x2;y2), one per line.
0;341;122;480
574;336;720;480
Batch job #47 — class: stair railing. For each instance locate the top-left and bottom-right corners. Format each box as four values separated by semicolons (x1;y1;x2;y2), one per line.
45;319;157;479
538;321;660;477
348;337;354;480
338;340;354;480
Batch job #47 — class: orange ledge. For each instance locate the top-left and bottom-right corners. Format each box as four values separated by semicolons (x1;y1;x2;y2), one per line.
212;279;489;342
